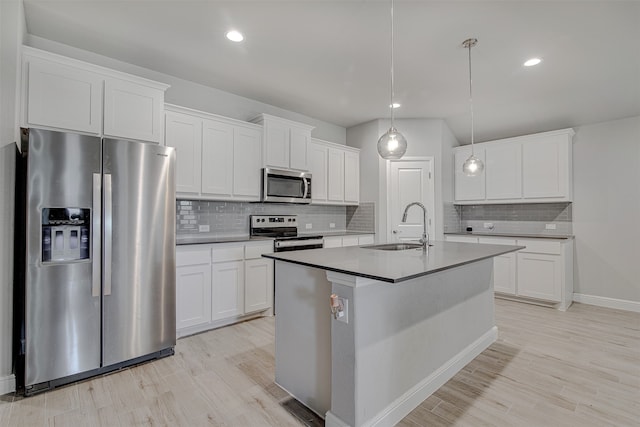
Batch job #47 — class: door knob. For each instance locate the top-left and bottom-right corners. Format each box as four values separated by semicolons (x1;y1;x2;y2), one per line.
392;230;398;234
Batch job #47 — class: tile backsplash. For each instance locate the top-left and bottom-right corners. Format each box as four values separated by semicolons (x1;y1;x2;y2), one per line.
177;200;353;237
445;202;573;236
346;202;375;233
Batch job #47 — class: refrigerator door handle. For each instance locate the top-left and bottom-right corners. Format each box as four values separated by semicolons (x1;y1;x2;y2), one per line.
104;173;113;296
92;173;101;297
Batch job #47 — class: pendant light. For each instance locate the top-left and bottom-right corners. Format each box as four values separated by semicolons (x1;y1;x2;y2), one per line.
377;0;407;159
461;38;484;176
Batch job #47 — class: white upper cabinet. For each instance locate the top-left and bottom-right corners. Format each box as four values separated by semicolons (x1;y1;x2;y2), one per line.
165;111;202;194
25;58;103;134
233;126;262;200
308;141;328;202
454;128;574;204
165;105;262;201
344;150;360;204
454;145;486;201
201;119;234;197
103;78;164;143
327;148;345;202
522;133;572;200
485;142;522;200
251;114;314;171
309;138;359;206
22;47;169;142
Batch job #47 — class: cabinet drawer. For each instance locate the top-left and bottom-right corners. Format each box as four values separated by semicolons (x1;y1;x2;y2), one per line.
516;239;561;255
342;236;360;247
176;248;211;267
245;242;274;259
212;245;244;262
478;237;517;245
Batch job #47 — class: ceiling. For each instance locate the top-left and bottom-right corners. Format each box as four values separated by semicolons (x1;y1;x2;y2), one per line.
22;1;640;143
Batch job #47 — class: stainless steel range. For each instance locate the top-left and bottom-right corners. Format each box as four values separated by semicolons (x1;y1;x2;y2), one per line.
250;215;323;252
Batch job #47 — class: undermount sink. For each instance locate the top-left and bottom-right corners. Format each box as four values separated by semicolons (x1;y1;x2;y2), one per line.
363;243;430;251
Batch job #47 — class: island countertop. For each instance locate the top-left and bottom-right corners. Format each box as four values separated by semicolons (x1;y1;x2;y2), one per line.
263;241;523;283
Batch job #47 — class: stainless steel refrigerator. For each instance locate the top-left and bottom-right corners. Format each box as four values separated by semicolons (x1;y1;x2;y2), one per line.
14;128;176;395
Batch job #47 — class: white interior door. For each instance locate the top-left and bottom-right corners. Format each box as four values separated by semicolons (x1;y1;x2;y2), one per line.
388;159;435;243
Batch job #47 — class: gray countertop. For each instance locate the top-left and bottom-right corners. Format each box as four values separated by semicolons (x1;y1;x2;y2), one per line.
176;235;274;245
177;231;373;245
445;232;574;240
263;241;523;283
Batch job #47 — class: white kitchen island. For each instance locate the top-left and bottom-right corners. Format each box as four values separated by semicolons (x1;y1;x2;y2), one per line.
264;241;522;427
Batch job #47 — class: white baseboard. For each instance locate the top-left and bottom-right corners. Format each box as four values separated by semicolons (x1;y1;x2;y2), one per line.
0;374;15;395
573;293;640;313
325;326;498;427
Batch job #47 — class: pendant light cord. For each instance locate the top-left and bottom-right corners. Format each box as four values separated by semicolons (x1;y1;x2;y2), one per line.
390;0;395;128
468;40;475;155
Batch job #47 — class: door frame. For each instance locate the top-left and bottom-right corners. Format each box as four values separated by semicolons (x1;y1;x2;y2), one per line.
386;156;436;243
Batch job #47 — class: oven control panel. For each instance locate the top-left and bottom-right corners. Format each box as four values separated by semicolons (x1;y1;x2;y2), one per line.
251;215;297;228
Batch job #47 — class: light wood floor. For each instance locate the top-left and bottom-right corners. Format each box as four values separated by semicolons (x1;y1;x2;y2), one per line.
1;299;638;426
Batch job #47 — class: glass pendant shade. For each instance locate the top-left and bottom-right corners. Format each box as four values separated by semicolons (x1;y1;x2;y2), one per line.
377;127;407;159
462;154;484;176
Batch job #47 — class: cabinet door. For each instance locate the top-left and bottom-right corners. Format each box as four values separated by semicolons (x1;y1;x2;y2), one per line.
327;148;345;202
26;59;103;134
344;150;360;204
342;236;360;247
289;127;310;171
358;235;375;245
176;263;212;330
516;253;562;302
264;120;290;168
233;126;262;200
454;146;485;201
165;112;202;195
244;258;273;314
308;142;328;202
323;236;343;248
522;135;569;199
478;237;517;295
202;119;233;197
212;261;244;320
485;143;522;200
104;78;164;143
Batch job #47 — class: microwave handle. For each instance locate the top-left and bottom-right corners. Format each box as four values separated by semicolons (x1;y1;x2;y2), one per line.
303;177;309;199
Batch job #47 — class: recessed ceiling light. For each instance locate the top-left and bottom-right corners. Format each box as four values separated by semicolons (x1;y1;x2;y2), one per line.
524;58;541;67
226;30;244;42
390;103;401;109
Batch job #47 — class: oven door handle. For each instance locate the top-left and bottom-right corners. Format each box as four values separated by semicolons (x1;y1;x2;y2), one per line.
275;238;324;249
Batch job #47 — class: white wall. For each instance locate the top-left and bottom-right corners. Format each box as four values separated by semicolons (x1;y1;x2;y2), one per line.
347;118;458;242
572;116;640;303
25;35;347;144
0;0;25;394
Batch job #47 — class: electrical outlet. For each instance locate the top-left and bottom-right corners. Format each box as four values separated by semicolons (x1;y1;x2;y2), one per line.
329;223;335;229
545;223;557;230
337;297;348;324
198;225;210;232
483;222;494;230
305;223;312;229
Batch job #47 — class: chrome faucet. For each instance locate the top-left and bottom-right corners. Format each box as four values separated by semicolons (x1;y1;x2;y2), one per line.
401;202;430;250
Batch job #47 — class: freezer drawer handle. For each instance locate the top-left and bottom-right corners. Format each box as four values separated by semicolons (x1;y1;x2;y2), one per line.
104;173;113;296
92;173;101;297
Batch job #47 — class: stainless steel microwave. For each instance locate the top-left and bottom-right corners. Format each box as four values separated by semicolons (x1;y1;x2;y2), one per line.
262;168;312;204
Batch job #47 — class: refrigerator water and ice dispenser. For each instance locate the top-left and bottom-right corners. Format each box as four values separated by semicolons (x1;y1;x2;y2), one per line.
41;208;90;262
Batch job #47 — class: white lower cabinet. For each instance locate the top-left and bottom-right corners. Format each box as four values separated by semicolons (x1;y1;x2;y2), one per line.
444;235;573;310
176;241;274;337
211;261;244;321
245;258;274;314
176;250;212;331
